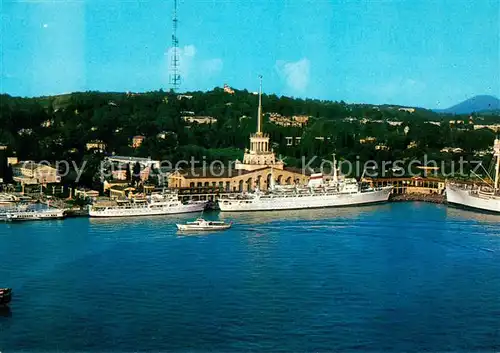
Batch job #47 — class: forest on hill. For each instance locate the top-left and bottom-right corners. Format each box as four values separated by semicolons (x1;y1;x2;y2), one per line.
1;88;499;187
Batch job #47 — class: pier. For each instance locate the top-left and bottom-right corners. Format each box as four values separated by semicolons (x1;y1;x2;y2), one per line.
174;186;241;203
368;177;445;195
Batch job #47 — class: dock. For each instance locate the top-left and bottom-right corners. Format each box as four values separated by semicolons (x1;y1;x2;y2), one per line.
389;193;446;204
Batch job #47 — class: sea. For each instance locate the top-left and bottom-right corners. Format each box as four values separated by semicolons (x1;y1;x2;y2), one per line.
1;202;499;352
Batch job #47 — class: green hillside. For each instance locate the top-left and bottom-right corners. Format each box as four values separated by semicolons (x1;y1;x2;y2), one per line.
1;88;499;187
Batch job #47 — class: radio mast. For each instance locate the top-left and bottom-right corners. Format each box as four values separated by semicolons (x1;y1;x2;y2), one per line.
169;0;181;92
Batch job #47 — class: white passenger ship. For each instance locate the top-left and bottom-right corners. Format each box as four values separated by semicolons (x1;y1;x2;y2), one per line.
219;157;392;212
446;138;500;213
88;192;206;218
5;207;65;221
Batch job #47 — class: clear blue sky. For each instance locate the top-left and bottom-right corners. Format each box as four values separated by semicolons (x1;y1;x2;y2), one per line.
2;0;499;108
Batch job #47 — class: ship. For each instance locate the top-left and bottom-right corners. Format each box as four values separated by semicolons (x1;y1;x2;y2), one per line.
88;192;206;218
177;218;232;232
218;156;393;212
446;138;500;213
0;288;12;306
5;207;65;221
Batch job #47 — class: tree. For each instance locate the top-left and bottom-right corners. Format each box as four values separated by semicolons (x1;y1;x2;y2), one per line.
132;162;141;185
4;163;13;183
125;163;132;182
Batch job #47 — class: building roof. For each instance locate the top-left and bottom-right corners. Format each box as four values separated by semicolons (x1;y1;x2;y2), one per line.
416;166;440;170
11;161;57;169
109;185;136;191
104;180;130;185
367;176;444;182
106;156;156;163
176;165;309;179
76;189;100;195
283;166;312;176
177;167;254;179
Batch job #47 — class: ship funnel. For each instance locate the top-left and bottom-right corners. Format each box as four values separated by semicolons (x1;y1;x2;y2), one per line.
332;153;338;183
308;173;324;187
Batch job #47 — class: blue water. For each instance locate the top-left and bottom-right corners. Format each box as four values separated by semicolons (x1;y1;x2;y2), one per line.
1;203;500;352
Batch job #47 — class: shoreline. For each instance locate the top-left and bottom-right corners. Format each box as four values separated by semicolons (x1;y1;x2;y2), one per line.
2;193;449;218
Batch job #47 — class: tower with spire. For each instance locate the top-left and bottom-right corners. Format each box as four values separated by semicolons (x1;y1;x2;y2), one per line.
235;76;284;171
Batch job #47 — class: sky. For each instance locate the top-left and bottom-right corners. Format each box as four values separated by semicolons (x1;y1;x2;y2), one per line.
1;0;499;108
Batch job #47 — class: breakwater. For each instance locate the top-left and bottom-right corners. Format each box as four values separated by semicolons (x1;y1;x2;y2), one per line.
65;209;89;217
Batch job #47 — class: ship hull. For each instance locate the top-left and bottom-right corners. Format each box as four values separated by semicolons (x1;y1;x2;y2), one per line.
6;211;65;221
219;187;392;212
0;288;12;306
446;185;500;214
176;224;231;231
88;203;205;218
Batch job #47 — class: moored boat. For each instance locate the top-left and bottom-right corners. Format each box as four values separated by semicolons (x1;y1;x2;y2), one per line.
219;156;392;212
446;138;500;214
446;184;500;213
0;204;28;220
5;207;65;221
89;192;206;218
176;218;232;231
0;288;12;306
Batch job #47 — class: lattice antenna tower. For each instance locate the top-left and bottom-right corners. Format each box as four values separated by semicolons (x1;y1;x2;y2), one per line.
169;0;181;91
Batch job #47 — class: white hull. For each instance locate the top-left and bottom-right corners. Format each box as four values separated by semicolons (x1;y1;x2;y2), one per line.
176;224;231;231
219;187;392;212
88;203;205;218
6;210;65;221
446;185;500;213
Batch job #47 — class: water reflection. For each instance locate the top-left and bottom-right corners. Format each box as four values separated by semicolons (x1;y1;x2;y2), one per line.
220;204;390;225
446;206;500;224
175;230;228;237
88;212;197;227
0;306;12;317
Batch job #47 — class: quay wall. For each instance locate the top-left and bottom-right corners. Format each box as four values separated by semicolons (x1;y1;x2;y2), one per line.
389;193;445;204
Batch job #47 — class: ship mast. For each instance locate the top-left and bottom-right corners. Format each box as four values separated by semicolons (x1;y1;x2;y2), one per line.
332;153;338;183
494;138;500;191
257;75;263;135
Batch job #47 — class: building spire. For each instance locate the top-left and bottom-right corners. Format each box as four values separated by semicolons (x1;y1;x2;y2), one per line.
257;75;263;135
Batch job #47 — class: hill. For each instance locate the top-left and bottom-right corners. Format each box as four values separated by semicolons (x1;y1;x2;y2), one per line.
1;89;499;189
436;95;500;115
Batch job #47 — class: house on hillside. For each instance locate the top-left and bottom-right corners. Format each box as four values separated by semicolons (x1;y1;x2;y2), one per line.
131;135;145;148
12;161;61;185
86;140;107;153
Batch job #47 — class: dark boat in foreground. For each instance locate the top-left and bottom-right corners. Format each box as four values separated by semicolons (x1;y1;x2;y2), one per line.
0;288;12;306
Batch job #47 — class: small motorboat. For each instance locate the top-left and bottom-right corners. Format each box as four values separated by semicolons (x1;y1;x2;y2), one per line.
0;288;12;306
176;218;232;232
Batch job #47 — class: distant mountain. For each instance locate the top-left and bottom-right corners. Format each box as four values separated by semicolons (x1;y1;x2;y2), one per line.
435;95;500;115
